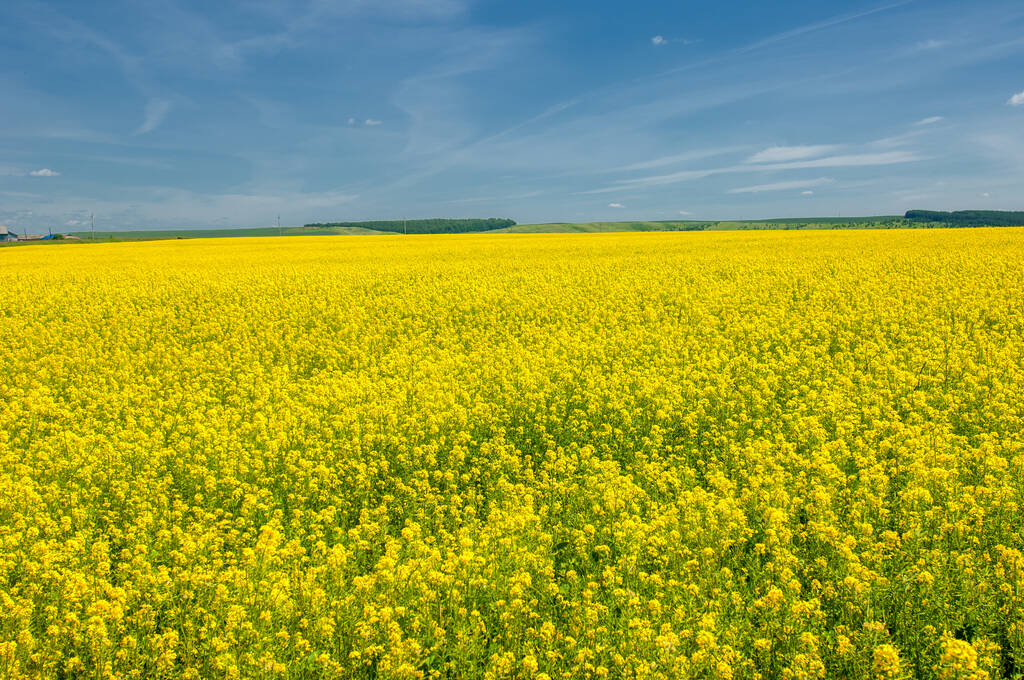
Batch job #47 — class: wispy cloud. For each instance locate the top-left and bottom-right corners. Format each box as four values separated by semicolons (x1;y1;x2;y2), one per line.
13;2;169;120
913;116;945;125
650;35;691;47
746;145;839;164
336;0;469;20
869;127;935;149
135;99;171;135
728;1;913;58
581;168;719;193
365;119;384;126
0;190;43;199
218;0;471;64
584;150;923;194
915;39;947;51
802;190;815;195
637;0;916;99
442;189;546;204
608;202;624;208
615;146;749;172
728;177;833;194
1009;91;1024;106
29;168;60;177
757;150;924;170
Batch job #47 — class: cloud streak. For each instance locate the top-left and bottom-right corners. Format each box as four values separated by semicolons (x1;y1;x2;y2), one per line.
720;1;914;59
745;145;839;164
728;177;833;194
583;150;924;194
615;146;750;172
135;99;171;135
756;150;924;170
650;35;691;47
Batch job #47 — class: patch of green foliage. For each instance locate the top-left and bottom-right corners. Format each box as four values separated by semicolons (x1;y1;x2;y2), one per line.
905;210;1024;227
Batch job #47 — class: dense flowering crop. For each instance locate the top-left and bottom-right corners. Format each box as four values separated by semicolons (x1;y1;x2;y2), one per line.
1;229;1023;680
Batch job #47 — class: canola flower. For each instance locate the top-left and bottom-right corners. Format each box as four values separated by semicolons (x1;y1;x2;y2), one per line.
1;229;1023;679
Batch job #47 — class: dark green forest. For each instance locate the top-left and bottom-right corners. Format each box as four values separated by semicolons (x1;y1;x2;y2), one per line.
302;218;516;234
905;210;1024;227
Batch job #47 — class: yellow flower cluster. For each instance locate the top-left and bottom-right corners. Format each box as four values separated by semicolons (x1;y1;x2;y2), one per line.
1;229;1023;679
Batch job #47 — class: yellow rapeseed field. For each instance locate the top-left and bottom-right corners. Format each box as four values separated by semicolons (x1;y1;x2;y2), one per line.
2;229;1023;680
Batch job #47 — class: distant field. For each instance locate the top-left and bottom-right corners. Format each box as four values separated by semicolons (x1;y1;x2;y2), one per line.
503;217;904;233
35;215;982;243
70;225;386;241
495;221;713;233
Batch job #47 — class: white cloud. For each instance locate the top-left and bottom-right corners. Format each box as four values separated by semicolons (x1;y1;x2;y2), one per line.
348;117;358;125
615;145;749;171
365;118;383;126
134;99;171;135
913;116;944;125
29;168;60;177
608;202;625;208
728;177;833;194
583;150;922;194
678;210;693;215
760;150;923;170
746;145;839;164
915;39;946;51
584;167;719;193
649;35;693;48
1008;91;1024;106
802;190;814;196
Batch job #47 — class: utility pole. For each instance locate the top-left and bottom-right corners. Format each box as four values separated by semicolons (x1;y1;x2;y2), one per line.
91;213;95;240
278;214;282;237
404;217;407;235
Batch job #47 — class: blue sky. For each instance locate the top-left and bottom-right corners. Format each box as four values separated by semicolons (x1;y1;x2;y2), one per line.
2;0;1024;230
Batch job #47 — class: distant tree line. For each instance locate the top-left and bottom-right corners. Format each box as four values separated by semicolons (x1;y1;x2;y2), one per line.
905;210;1024;227
303;218;516;234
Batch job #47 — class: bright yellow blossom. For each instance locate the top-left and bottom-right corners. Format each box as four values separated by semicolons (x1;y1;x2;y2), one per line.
1;229;1023;679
